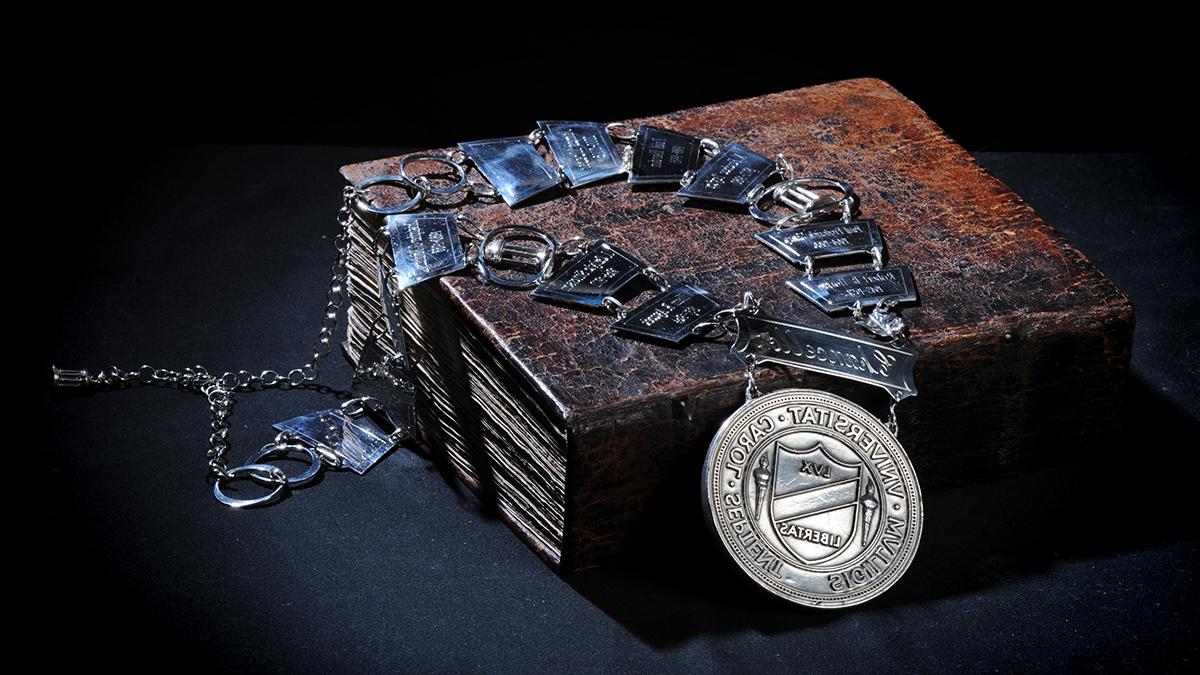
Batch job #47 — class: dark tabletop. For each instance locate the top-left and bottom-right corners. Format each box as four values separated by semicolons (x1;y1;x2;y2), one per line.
35;149;1198;672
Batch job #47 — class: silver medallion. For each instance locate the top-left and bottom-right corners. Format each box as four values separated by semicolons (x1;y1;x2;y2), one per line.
703;389;923;608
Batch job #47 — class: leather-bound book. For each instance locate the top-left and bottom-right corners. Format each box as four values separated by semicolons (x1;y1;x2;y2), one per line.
338;78;1133;572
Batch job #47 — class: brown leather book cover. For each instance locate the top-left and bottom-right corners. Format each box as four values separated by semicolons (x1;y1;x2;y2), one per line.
339;78;1133;572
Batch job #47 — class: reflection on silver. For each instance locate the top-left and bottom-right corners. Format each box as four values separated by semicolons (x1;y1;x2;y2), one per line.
731;314;918;400
538;121;625;187
458;136;561;206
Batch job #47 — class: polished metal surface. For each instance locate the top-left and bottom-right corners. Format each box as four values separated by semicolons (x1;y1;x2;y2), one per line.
610;285;726;343
272;408;395;475
384;213;468;291
787;265;918;313
677;141;777;204
530;241;647;307
458;136;561;206
538;121;625;187
476;225;558;289
627;125;704;185
703;388;923;608
755;219;884;277
731;314;918;400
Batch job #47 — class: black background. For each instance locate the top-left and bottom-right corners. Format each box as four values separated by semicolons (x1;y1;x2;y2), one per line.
31;24;1199;673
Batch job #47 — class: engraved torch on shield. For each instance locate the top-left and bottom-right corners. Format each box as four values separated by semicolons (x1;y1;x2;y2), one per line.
766;439;872;564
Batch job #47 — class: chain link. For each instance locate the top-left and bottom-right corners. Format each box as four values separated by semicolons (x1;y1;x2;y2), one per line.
53;190;356;480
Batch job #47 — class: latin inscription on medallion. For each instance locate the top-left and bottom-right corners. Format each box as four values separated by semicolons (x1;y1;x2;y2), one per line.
678;141;776;204
703;389;923;608
538;121;625;187
628;125;703;185
385;213;467;291
531;241;646;307
787;265;917;313
458;136;561;206
755;219;884;266
611;285;725;343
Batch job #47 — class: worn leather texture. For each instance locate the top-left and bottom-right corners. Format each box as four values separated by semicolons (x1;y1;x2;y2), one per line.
340;78;1134;570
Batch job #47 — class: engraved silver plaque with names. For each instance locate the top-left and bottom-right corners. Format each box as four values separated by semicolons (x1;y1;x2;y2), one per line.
385;213;467;291
731;315;918;400
628;125;704;185
538;121;625;187
787;265;917;313
458;136;561;206
531;241;646;307
611;285;725;343
756;220;884;268
677;141;776;204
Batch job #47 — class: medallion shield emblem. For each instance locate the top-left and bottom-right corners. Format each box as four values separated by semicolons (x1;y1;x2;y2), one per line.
768;439;863;564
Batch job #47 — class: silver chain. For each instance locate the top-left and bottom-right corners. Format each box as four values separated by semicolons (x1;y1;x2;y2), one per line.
52;187;357;479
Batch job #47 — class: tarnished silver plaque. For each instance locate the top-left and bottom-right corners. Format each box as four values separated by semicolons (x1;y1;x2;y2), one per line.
611;285;724;343
787;265;917;313
678;141;776;204
385;213;468;290
457;136;561;206
703;389;923;608
628;125;704;185
538;121;625;187
530;241;646;307
731;314;917;400
755;220;884;268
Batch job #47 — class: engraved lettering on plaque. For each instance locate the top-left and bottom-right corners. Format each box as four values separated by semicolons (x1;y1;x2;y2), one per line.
787;265;917;313
611;285;725;343
530;241;646;307
755;220;885;266
385;213;467;290
629;125;703;184
538;121;625;187
678;141;776;204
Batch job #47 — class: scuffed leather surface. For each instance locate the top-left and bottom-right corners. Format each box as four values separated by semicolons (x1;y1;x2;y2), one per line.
340;78;1134;569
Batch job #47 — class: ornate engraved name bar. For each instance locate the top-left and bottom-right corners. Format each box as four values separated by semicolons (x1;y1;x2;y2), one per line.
731;315;918;400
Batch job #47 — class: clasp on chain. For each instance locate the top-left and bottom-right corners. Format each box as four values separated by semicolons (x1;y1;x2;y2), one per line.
51;366;89;387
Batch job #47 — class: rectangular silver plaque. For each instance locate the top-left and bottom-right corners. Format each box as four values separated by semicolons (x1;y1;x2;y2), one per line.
531;241;646;307
787;265;918;313
755;220;884;266
611;285;725;343
458;136;561;206
677;141;775;204
538;121;625;187
273;409;397;474
731;314;918;400
628;125;704;185
385;213;467;291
